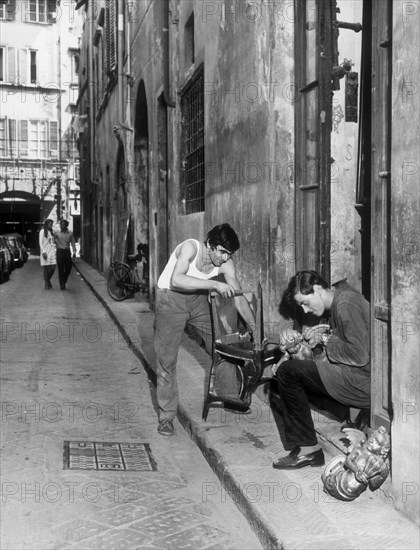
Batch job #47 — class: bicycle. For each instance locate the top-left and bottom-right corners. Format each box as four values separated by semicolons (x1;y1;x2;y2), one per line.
107;245;149;301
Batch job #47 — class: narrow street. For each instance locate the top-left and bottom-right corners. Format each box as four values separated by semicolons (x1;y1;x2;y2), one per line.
0;258;263;550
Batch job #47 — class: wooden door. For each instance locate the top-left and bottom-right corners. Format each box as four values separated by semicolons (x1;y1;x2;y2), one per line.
295;0;333;281
370;0;392;430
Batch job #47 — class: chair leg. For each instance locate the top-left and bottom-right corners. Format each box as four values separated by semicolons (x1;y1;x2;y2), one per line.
202;398;211;421
202;356;218;420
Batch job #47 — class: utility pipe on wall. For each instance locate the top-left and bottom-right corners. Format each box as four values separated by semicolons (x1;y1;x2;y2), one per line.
161;0;175;108
88;1;95;185
118;0;125;122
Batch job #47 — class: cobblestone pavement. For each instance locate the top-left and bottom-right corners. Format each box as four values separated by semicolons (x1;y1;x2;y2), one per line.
0;259;263;550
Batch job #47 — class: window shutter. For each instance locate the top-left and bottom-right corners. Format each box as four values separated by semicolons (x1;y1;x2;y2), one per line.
9;119;17;157
19;120;28;156
30;50;37;83
0;47;4;81
105;0;117;74
6;0;16;21
39;0;47;23
47;0;56;23
49;121;58;158
7;47;16;83
0;119;5;157
19;49;28;84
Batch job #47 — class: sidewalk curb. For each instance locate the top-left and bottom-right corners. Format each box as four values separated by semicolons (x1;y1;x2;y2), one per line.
75;259;420;550
177;403;282;550
76;259;280;548
74;260;155;383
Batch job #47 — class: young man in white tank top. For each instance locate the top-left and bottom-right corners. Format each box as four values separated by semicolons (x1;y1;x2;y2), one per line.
154;223;256;436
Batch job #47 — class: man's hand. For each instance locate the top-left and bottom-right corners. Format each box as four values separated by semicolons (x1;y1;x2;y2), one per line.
272;353;290;376
213;280;236;298
303;324;331;348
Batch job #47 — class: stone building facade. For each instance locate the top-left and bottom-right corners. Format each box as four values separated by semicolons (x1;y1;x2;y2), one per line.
77;0;419;524
0;0;81;249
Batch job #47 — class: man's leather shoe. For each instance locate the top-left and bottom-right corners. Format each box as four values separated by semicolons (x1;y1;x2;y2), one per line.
272;446;325;470
223;402;251;414
157;419;174;436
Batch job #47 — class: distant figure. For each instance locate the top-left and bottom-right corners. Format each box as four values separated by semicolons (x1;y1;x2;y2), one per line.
55;219;77;290
136;243;149;289
39;219;57;290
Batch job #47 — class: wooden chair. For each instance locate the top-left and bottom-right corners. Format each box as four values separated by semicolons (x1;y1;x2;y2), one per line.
202;283;280;420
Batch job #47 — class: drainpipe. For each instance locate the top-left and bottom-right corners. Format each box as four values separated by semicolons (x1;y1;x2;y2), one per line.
118;1;125;122
88;0;95;263
57;32;63;222
88;1;95;185
161;0;175;108
126;4;131;124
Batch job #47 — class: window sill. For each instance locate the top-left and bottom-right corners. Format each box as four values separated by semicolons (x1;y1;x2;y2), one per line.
24;20;55;26
0;82;62;92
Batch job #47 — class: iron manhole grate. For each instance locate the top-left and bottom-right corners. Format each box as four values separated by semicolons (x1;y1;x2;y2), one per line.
63;441;158;471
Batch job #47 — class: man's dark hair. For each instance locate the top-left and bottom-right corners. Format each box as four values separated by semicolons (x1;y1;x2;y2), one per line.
205;223;240;253
283;270;329;308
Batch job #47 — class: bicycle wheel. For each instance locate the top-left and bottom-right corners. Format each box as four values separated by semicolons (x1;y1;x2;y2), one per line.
107;263;132;301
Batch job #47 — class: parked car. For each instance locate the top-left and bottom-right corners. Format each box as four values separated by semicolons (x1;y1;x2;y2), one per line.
0;236;14;281
3;234;23;268
5;233;29;263
0;246;6;283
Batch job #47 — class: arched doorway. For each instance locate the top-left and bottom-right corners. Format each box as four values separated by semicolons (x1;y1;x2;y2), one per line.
0;191;42;250
134;80;150;274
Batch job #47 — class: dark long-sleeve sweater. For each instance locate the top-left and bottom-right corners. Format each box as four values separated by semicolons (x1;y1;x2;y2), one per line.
315;284;371;408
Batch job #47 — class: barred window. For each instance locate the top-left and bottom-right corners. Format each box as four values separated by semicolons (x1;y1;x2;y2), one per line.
180;67;205;214
105;0;117;74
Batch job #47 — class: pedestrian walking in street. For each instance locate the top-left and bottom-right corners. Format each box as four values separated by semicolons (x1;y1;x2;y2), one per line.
55;219;77;290
39;219;57;289
272;270;370;470
154;223;257;436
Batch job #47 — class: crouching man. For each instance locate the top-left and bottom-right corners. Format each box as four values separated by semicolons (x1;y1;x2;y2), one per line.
273;270;370;470
154;224;256;436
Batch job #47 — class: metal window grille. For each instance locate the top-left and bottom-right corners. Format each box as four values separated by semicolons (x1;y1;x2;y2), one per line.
181;69;204;214
105;0;117;74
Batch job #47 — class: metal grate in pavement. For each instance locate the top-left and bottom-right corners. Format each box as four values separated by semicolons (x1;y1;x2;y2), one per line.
63;441;157;471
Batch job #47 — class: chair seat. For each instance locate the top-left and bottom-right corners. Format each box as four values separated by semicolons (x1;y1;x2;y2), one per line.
202;285;280;420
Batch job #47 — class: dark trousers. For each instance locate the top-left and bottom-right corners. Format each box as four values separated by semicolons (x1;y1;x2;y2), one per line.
56;249;72;288
43;265;55;287
276;360;349;447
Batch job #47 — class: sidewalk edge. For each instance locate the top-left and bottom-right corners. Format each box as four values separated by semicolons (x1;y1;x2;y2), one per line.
76;259;281;549
178;403;284;550
74;261;155;383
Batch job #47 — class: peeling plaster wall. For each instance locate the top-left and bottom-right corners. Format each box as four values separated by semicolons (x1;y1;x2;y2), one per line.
92;1;164;278
390;1;420;525
330;0;363;288
169;0;296;335
128;0;168;292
